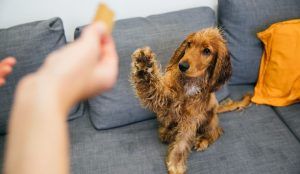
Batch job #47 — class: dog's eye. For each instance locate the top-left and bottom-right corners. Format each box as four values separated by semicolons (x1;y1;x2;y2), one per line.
203;48;211;56
187;41;191;48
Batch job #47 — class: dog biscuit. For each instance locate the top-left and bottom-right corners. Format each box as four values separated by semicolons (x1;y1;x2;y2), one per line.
93;3;115;33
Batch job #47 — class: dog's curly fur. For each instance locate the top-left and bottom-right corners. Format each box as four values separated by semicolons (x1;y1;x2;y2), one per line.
130;28;232;174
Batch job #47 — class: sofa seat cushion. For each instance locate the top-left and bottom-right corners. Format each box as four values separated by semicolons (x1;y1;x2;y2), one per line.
74;7;230;131
65;85;300;174
274;104;300;140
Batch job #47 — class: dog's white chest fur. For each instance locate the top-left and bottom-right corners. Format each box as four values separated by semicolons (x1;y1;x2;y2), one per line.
185;85;200;96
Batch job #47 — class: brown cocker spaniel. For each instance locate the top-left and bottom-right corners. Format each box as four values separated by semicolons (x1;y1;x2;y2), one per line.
131;28;232;174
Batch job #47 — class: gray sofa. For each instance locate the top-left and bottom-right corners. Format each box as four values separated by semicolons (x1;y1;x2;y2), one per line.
0;0;300;173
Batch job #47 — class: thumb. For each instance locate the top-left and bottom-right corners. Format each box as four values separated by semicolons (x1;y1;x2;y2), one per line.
80;22;106;47
75;22;108;63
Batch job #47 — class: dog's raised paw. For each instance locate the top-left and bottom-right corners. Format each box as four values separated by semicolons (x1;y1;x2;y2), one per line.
131;47;156;71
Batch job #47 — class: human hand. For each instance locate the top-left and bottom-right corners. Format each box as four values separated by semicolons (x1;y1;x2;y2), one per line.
0;57;16;86
17;22;118;111
4;22;119;174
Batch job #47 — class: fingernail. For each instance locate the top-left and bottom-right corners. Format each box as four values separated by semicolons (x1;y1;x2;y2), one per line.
95;22;107;34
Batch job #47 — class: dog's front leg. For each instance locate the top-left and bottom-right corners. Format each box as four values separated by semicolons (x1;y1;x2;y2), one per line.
131;47;170;113
166;120;198;174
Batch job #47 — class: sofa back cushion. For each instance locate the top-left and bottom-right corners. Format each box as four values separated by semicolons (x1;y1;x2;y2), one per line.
75;7;230;130
0;18;83;135
218;0;300;84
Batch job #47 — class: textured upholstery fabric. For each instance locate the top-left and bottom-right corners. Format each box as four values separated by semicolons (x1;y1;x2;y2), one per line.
218;0;300;84
0;135;5;170
274;103;300;140
64;85;300;174
0;18;83;134
74;7;230;130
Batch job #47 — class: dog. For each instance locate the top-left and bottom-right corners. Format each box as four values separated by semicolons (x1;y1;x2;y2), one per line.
130;28;232;174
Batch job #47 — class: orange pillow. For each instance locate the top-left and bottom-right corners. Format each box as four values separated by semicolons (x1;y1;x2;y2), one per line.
252;19;300;106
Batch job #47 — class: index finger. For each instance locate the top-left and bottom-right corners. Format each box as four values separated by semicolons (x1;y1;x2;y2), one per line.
1;57;17;66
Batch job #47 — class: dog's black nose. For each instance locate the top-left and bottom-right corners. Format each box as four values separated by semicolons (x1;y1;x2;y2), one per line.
179;62;190;72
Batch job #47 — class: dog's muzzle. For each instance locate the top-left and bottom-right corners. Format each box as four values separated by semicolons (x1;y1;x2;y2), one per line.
179;61;190;72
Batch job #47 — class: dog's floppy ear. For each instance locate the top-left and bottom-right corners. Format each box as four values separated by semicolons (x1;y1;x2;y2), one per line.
166;33;195;71
209;42;232;92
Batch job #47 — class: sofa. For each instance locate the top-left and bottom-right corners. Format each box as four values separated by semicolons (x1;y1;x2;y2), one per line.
0;0;300;173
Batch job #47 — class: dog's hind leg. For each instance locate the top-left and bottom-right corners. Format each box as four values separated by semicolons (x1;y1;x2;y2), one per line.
131;47;170;114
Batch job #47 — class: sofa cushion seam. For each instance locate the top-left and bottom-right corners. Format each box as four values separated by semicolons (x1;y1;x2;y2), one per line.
271;106;300;143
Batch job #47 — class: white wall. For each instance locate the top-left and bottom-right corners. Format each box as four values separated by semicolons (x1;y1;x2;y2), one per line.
0;0;217;41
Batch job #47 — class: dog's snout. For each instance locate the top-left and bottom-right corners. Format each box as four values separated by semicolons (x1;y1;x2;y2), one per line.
179;61;190;72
